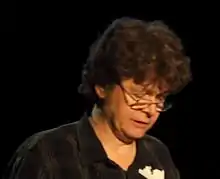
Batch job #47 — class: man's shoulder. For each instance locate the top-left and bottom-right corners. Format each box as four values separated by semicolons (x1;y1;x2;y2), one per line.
11;120;81;161
29;121;78;147
2;121;83;178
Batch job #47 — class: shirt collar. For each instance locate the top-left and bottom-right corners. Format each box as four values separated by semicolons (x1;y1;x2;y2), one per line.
76;113;108;166
132;136;164;171
76;113;160;169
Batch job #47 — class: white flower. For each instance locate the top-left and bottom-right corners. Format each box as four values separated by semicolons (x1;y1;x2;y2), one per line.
138;165;165;179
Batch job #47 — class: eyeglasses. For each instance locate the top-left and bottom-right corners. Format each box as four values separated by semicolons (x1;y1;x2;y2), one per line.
119;85;173;112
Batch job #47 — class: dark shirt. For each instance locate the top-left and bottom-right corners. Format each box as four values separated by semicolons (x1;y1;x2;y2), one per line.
3;113;180;179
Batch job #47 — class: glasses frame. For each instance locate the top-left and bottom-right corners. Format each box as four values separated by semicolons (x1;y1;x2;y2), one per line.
119;84;172;112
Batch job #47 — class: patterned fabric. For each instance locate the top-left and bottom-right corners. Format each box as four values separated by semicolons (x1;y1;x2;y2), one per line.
2;113;180;179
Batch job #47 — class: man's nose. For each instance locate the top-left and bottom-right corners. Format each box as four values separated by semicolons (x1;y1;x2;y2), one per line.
142;103;157;118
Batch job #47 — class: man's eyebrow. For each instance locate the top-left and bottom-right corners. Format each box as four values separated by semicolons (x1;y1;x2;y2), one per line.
134;89;170;97
129;88;147;96
157;91;170;97
129;83;171;96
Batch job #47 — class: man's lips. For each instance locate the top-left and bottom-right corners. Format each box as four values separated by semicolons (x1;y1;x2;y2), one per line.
131;118;150;127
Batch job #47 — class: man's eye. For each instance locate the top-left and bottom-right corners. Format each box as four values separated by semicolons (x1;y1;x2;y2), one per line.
156;94;166;100
135;93;149;98
158;97;165;102
131;95;141;101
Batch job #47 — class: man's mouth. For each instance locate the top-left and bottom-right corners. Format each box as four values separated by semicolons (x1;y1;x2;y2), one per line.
131;118;149;127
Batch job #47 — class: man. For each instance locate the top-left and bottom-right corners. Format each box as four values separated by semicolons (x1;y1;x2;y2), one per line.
3;17;192;179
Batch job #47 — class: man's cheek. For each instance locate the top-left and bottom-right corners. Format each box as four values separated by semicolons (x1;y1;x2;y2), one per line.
151;113;160;124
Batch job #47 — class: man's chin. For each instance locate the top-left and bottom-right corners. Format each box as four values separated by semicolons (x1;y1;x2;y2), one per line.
126;130;147;140
117;128;150;144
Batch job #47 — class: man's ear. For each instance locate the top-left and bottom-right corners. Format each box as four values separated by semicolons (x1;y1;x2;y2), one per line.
94;85;106;99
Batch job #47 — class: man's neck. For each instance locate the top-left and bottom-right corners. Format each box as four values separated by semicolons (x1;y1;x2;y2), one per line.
89;106;135;154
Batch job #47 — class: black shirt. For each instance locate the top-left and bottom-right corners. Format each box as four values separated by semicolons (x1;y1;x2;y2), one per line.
3;113;180;179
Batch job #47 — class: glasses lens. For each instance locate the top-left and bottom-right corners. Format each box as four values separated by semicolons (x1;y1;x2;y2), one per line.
163;102;172;111
162;95;176;111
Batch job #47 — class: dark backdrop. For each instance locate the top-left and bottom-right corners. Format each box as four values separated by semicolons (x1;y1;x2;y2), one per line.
1;7;219;178
1;0;16;32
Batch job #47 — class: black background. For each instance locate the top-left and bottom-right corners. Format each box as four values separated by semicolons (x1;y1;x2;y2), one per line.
1;5;219;178
1;0;16;32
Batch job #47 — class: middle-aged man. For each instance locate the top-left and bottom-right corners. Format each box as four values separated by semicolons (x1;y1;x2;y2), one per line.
3;17;192;179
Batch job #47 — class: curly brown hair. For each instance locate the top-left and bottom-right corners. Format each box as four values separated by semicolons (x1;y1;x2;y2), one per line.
78;17;192;104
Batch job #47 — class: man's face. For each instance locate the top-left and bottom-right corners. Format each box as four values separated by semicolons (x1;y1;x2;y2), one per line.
101;78;169;140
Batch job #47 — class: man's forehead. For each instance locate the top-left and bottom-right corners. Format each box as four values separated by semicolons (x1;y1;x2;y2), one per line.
136;84;169;96
122;78;169;95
